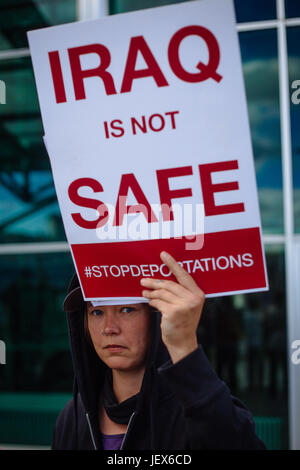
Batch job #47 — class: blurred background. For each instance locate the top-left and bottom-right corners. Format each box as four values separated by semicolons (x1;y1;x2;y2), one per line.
0;0;299;450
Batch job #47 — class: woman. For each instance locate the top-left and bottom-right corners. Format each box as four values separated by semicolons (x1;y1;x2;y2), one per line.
52;251;265;450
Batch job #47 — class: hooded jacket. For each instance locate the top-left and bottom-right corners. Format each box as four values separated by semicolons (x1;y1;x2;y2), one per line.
52;277;266;450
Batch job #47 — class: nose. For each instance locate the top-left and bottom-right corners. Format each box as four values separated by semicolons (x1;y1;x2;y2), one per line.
102;311;121;336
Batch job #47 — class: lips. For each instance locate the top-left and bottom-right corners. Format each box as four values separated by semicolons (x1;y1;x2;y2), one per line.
104;344;127;350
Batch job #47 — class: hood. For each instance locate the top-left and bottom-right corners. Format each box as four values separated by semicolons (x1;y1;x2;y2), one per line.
63;273;171;449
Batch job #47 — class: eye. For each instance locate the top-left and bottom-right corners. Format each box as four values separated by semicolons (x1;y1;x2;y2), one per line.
120;307;135;314
90;309;104;316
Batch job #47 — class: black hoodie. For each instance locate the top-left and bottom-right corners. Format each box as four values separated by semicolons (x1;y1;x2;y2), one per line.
52;277;266;450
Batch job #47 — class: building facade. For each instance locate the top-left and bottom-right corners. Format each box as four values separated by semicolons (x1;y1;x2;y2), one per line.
0;0;299;449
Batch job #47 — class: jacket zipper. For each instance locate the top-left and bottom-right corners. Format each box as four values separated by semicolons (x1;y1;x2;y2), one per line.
86;411;136;451
86;412;98;450
120;411;136;450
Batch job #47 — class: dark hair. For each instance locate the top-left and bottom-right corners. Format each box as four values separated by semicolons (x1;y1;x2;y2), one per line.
84;302;93;346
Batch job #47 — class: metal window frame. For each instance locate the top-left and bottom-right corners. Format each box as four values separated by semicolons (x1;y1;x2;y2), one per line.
0;0;299;449
276;0;299;452
76;0;108;20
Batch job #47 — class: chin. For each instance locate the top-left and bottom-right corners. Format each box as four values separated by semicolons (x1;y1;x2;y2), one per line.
106;357;144;373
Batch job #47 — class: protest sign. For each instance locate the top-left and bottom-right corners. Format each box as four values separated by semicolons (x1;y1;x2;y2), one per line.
28;0;268;302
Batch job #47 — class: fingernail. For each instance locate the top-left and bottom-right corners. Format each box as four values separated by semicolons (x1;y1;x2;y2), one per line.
161;251;168;260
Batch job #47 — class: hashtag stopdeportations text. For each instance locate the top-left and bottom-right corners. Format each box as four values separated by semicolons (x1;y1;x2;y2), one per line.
83;253;253;280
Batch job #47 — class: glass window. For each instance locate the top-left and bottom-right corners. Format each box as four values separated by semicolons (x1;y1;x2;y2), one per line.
287;27;300;233
0;57;66;243
0;251;74;392
200;244;288;449
285;0;300;18
239;29;283;234
234;0;277;23
110;0;278;21
0;0;77;50
109;0;188;14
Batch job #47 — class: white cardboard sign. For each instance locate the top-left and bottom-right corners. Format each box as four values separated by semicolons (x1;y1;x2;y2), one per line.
28;0;268;302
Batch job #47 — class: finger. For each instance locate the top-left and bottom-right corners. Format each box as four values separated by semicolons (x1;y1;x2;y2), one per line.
147;298;170;313
140;277;188;298
160;251;201;294
142;288;179;304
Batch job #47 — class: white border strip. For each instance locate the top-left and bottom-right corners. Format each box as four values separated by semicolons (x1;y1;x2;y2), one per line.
0;0;297;449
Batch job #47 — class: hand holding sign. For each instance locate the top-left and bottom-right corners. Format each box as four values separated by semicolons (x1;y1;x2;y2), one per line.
141;251;205;364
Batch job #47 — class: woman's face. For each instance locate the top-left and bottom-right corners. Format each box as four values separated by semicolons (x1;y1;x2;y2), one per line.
86;302;152;373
